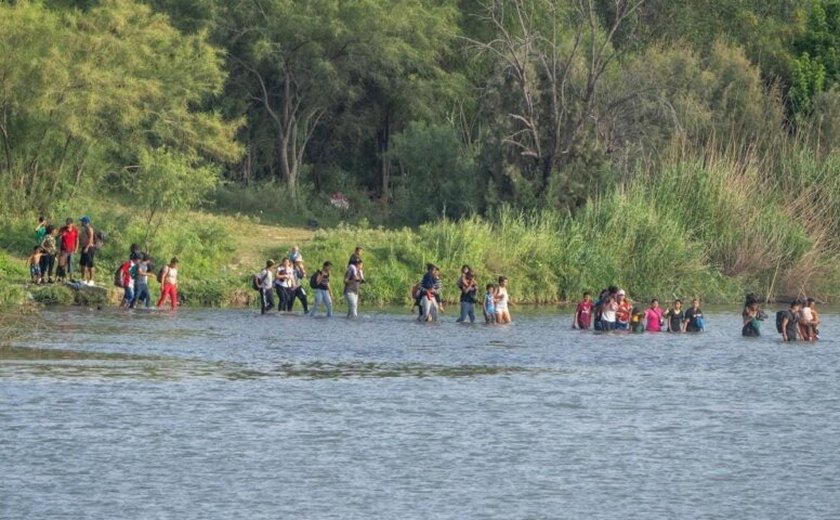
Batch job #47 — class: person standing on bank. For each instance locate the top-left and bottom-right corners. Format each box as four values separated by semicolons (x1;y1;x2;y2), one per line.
344;258;363;319
79;216;96;285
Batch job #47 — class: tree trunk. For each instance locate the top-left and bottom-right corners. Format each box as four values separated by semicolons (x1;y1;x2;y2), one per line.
378;109;391;200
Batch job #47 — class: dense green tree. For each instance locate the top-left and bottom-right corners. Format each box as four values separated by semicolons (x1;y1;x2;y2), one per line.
0;0;240;211
216;0;460;202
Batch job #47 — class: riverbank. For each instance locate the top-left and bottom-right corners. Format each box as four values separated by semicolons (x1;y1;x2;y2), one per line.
3;148;840;309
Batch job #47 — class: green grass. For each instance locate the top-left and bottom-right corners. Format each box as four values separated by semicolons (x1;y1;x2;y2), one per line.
3;145;840;307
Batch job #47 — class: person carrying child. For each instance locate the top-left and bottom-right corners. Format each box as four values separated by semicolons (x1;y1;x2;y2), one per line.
456;266;478;323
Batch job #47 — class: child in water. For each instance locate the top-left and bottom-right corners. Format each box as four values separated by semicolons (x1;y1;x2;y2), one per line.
630;307;646;333
573;291;593;330
483;283;496;324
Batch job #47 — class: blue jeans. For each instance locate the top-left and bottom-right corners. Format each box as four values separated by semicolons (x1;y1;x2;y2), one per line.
311;289;332;317
458;302;476;323
131;282;151;308
122;286;135;306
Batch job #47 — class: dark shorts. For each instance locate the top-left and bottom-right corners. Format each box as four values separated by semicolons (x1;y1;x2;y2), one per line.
80;250;95;268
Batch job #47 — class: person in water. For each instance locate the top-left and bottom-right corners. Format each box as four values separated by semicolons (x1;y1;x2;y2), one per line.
780;300;801;342
665;299;685;333
807;298;820;340
684;298;705;332
257;259;275;315
797;296;821;341
456;267;477;323
343;258;363;319
630;307;646;333
483;283;496;324
495;276;512;324
310;261;333;317
741;293;765;337
614;290;631;330
157;257;179;310
573;291;593;330
644;299;663;332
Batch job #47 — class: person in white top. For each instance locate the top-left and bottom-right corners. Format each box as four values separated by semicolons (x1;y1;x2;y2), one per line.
258;259;275;314
343;258;363;318
157;257;179;310
494;276;512;324
275;258;294;311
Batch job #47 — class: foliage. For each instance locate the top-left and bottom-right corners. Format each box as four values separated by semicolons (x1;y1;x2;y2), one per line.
31;285;76;306
0;0;241;213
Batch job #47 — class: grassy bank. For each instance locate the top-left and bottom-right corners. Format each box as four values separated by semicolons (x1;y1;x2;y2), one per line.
2;147;839;308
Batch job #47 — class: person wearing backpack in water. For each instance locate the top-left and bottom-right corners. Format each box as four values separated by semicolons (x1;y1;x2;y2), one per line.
290;259;309;313
257;259;275;315
684;298;705;332
309;261;333;317
779;300;802;342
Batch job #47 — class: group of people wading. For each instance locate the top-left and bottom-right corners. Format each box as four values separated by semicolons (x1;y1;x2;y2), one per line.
572;286;705;333
742;293;821;342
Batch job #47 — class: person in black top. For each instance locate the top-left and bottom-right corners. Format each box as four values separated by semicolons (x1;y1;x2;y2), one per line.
684;298;704;332
665;299;685;333
781;300;801;342
456;267;478;323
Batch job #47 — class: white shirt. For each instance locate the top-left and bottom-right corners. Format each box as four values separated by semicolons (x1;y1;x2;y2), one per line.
258;268;273;290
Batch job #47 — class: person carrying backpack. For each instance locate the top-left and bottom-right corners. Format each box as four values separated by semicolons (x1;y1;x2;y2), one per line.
309;261;333;317
290;259;309;314
684;298;705;332
778;300;802;342
256;259;275;315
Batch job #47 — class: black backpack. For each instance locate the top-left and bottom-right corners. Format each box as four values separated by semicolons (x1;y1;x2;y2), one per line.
775;310;787;333
309;271;320;289
252;273;262;292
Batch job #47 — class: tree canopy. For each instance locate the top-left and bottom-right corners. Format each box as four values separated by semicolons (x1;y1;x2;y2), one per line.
3;0;840;223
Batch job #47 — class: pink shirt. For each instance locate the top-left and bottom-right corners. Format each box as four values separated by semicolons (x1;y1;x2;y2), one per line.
645;307;663;332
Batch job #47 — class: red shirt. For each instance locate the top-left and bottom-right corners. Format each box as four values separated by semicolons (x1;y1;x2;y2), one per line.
575;301;593;328
61;226;79;253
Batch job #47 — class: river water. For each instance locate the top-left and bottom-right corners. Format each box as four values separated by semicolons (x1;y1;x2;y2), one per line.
2;307;839;519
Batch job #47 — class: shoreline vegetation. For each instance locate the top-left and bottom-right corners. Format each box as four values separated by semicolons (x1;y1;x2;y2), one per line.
3;144;840;310
4;2;840;311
